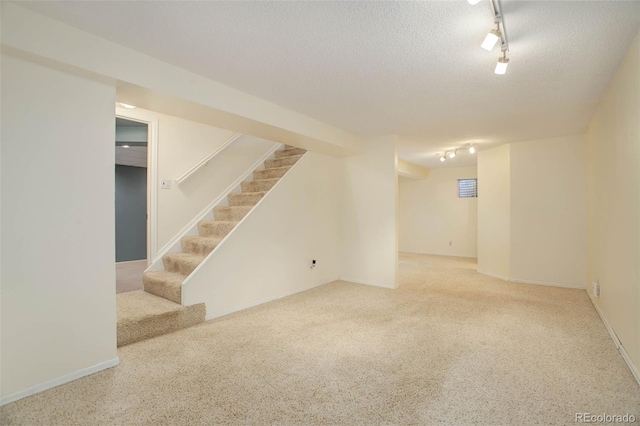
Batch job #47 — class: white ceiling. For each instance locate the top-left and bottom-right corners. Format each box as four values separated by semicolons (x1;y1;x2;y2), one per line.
19;1;640;168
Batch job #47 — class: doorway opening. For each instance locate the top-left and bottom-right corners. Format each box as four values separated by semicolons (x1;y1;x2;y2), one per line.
115;117;149;293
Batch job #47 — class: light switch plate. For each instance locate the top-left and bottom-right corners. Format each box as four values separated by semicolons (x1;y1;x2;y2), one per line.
161;179;171;189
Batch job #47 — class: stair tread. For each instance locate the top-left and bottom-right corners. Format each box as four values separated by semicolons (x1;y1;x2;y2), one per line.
228;191;267;196
163;252;206;261
181;235;223;244
144;270;187;283
117;290;185;323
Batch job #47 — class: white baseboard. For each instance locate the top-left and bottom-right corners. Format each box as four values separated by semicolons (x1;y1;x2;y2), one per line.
204;278;335;321
338;276;397;289
116;259;147;265
0;357;120;406
400;251;478;259
587;292;640;386
477;270;585;290
509;277;586;290
477;269;510;282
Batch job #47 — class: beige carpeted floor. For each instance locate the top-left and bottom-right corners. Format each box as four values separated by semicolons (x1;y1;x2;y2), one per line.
2;253;639;425
116;260;146;294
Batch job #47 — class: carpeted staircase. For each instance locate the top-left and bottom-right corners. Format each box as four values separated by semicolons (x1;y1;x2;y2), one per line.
117;145;306;346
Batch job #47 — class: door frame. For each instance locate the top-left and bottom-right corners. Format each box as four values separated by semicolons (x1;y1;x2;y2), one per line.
115;106;159;266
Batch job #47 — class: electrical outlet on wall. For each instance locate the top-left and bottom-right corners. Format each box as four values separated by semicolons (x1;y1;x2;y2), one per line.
593;280;600;297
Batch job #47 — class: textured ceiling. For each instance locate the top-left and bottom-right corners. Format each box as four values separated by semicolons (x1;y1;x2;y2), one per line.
18;1;640;168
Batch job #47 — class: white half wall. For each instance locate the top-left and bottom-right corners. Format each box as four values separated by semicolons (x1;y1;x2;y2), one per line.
1;54;118;399
340;136;398;288
586;32;640;372
510;135;587;287
182;152;342;317
399;167;478;258
477;144;511;279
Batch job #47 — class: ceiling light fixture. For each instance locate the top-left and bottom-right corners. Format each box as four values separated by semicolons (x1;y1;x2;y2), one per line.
119;103;137;109
481;27;502;51
448;150;457;159
467;0;483;4
440;155;446;162
495;51;509;75
121;145;130;148
469;144;476;154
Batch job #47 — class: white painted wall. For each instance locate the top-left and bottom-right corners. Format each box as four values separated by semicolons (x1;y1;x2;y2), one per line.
340;136;398;288
1;54;118;399
586;32;639;372
182;152;343;316
510;135;587;287
477;144;511;280
128;109;276;252
398;167;478;258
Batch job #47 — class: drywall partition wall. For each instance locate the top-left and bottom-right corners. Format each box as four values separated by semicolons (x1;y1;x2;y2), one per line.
340;136;398;288
122;108;277;253
115;165;148;262
586;32;639;374
510;135;587;288
1;54;118;400
399;167;478;258
182;152;342;317
1;3;365;157
477;144;510;280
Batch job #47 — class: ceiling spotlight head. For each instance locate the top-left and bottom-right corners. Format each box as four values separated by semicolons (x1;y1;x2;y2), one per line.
481;29;502;51
467;0;483;4
469;145;476;154
440;156;446;162
495;54;509;75
448;151;456;159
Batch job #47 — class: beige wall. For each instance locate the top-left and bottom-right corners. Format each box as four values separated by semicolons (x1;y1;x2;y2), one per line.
586;33;639;371
510;135;587;287
478;144;511;279
340;136;398;288
182;152;343;315
399;167;478;258
1;55;118;399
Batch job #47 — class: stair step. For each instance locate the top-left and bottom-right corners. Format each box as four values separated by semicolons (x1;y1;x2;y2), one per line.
227;191;266;206
162;252;205;275
253;166;291;180
143;270;185;304
117;290;205;347
284;144;297;149
275;147;306;158
198;220;237;238
241;178;279;193
214;205;253;221
264;154;303;169
181;235;223;256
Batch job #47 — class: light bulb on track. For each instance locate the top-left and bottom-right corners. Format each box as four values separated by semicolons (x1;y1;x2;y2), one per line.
481;29;501;51
495;53;509;75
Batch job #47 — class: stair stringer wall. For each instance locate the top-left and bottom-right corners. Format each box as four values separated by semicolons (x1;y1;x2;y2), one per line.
146;139;282;272
182;152;343;319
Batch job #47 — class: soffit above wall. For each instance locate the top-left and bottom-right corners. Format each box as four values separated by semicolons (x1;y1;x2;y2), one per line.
18;1;640;169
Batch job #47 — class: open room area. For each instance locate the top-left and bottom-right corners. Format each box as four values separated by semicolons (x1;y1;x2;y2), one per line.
1;254;638;425
2;1;639;423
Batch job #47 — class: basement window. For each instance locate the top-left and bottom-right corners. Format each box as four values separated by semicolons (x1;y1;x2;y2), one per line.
458;179;478;198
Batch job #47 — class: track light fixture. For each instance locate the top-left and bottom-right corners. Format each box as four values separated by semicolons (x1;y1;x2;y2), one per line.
471;0;511;74
469;144;476;154
448;150;457;159
495;50;509;75
440;155;446;162
481;26;501;51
